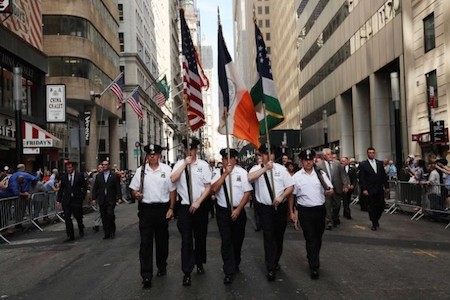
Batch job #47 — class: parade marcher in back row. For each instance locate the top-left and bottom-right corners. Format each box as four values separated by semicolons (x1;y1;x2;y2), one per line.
211;148;252;285
92;160;122;240
57;161;87;242
170;137;212;287
248;144;294;281
289;149;333;280
129;144;177;289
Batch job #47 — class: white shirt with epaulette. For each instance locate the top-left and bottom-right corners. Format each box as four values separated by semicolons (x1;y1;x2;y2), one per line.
292;168;333;207
211;165;253;208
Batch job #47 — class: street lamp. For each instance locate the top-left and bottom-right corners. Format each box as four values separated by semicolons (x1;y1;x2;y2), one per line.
322;109;328;149
165;129;172;164
390;72;403;171
13;67;23;165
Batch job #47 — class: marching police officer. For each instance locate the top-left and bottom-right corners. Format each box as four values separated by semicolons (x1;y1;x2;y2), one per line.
248;144;294;281
211;148;252;284
129;144;177;289
170;137;212;286
289;149;333;280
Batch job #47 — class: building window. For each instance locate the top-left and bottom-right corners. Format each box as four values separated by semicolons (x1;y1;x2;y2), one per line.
118;4;123;21
99;139;106;152
265;19;270;27
265;6;269;14
426;70;438;108
423;13;435;52
266;46;271;54
258;6;262;14
258;19;263;28
266;32;270;41
119;32;124;52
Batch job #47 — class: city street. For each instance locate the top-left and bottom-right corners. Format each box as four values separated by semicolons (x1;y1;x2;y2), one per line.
1;202;450;299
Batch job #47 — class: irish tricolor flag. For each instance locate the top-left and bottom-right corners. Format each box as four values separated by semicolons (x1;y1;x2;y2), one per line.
217;19;260;148
251;22;284;135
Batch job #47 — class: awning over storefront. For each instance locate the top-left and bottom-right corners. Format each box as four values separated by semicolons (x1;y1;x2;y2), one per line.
22;121;62;148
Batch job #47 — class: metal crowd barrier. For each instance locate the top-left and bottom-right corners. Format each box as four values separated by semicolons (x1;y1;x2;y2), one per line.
0;191;63;244
387;181;450;229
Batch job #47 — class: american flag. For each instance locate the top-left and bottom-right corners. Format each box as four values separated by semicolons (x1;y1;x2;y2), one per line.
155;91;166;107
110;74;124;108
126;89;143;120
180;9;207;131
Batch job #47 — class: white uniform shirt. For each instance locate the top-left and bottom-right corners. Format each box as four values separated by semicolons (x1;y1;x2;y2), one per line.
129;163;175;204
211;166;253;208
249;163;294;205
172;158;212;205
292;168;333;207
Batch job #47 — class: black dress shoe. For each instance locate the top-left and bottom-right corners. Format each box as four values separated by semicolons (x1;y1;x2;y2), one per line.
157;269;167;277
371;226;377;231
93;226;100;232
223;274;232;284
63;237;74;243
345;215;352;220
310;269;319;280
326;224;332;230
183;274;191;286
274;263;280;271
197;265;205;275
142;278;151;289
103;234;111;240
267;270;276;281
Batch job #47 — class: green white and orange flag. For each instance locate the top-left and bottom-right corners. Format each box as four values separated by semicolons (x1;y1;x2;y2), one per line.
250;22;284;135
217;17;260;148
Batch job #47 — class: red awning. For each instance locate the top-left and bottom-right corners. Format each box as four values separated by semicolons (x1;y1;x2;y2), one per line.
22;122;62;148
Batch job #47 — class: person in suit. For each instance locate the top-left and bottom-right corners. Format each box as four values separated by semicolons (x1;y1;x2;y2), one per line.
341;157;358;219
358;147;389;231
57;161;87;242
317;148;349;229
92;160;122;239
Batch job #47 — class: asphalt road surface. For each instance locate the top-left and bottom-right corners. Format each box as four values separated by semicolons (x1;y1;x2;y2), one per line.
1;202;450;299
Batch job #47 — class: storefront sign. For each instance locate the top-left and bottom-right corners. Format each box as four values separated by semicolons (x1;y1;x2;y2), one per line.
84;111;91;146
46;85;66;122
433;120;445;143
23;147;40;154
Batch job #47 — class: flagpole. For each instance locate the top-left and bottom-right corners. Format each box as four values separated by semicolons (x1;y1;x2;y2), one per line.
219;6;234;212
182;93;194;206
263;99;276;207
99;72;123;96
144;69;168;92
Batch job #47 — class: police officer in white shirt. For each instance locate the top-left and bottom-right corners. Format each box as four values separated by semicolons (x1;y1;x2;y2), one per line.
248;144;294;281
129;144;177;289
211;148;252;285
289;149;333;280
170;137;212;287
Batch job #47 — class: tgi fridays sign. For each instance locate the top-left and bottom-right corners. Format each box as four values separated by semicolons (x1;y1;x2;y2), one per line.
0;0;43;51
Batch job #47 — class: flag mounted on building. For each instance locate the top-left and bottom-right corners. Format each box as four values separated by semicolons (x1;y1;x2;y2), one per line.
109;73;124;108
217;17;260;148
126;88;143;120
250;22;284;135
155;75;170;107
180;8;208;131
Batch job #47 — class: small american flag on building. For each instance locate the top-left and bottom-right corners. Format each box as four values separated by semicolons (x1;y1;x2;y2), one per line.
180;9;208;131
126;88;143;120
155;92;166;107
110;73;124;108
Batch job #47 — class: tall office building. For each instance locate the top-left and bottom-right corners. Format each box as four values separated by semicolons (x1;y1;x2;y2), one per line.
43;0;121;171
0;0;49;170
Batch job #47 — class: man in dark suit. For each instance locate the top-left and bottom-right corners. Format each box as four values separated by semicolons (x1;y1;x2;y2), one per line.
92;160;122;239
57;161;87;242
358;147;389;231
341;157;358;219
